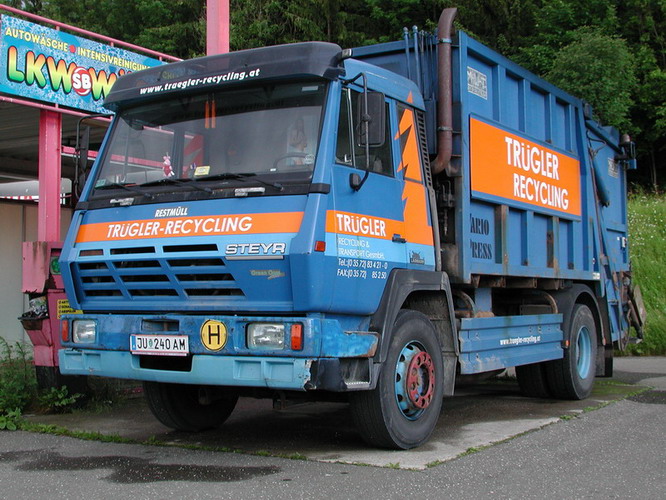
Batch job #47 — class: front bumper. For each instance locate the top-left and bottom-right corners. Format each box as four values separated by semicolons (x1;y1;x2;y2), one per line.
59;313;379;391
59;349;314;390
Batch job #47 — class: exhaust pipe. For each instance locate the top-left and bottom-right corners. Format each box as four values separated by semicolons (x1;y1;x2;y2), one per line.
431;7;457;175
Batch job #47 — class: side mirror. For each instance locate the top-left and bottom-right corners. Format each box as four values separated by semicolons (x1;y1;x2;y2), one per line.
77;125;90;173
349;172;363;190
357;91;386;147
73;113;112;199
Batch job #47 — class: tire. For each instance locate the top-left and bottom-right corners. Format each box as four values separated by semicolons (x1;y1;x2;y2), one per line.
143;382;238;432
350;310;444;449
546;304;598;400
515;362;551;398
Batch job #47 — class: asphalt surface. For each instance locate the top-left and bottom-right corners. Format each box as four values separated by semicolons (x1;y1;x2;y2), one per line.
0;356;663;498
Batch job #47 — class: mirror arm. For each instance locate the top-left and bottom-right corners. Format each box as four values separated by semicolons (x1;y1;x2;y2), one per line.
342;72;372;192
361;75;371;172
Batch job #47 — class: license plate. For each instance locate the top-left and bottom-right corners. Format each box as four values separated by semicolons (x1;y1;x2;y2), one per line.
130;334;189;356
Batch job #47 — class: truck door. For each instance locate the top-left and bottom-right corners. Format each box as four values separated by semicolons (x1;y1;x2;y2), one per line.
328;88;407;314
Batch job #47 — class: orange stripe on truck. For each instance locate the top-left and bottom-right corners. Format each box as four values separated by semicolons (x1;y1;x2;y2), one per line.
397;107;434;247
75;211;304;243
326;210;400;240
326;210;433;246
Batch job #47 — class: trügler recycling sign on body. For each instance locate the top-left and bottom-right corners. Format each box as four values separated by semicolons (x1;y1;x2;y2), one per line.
0;15;165;113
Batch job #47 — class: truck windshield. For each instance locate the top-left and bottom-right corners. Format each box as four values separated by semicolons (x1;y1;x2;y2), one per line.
91;81;326;198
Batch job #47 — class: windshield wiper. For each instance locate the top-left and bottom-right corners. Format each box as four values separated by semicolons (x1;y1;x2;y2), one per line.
140;177;213;193
95;182;154;199
194;172;283;191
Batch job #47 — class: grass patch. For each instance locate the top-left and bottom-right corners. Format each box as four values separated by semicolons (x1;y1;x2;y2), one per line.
20;420;135;444
595;379;638;387
19;419;310;460
459;445;485;456
626;191;666;355
425;459;444;468
592;379;639;397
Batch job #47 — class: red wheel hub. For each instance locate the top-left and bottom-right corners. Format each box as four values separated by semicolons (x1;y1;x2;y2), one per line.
405;351;435;409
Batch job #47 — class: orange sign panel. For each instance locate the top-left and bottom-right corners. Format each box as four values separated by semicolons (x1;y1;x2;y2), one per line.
470;118;581;217
76;211;304;243
325;209;433;247
326;210;398;240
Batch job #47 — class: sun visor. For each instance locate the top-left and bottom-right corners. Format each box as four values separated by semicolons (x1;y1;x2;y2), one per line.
104;42;344;111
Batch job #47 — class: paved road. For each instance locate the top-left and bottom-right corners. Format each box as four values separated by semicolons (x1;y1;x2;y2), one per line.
23;358;661;470
1;357;663;498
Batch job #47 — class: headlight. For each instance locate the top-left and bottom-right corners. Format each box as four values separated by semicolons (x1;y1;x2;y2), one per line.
247;323;285;350
72;319;97;344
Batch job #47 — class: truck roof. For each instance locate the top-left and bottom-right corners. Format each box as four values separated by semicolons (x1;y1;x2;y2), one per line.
103;42;345;111
342;58;425;109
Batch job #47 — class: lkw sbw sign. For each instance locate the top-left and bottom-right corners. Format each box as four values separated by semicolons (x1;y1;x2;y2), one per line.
0;15;164;113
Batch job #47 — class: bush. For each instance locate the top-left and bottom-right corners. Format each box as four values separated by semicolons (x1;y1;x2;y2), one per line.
38;386;83;414
0;337;37;416
0;409;21;430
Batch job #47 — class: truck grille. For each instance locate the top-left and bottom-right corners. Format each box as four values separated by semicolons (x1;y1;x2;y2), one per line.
74;243;245;303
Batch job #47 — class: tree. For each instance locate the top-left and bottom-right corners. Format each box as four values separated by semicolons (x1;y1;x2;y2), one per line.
546;28;636;132
41;0;206;59
455;0;538;55
509;0;620;75
4;1;44;12
229;0;328;50
616;0;666;188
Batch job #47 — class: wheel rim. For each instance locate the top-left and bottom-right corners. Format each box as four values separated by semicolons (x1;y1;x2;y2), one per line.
576;326;592;379
394;341;436;420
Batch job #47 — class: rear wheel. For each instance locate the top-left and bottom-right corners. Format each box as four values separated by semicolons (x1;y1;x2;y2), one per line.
143;382;238;431
350;310;444;449
546;304;598;399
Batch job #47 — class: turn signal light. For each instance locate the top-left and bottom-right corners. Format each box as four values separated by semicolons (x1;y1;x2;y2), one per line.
290;324;303;350
314;241;326;252
61;320;69;342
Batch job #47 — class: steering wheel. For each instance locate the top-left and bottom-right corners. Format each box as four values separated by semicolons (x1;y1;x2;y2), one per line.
272;153;309;171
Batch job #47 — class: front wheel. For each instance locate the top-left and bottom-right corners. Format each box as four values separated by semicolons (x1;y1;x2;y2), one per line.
546;304;598;399
516;362;551;398
350;310;444;449
143;382;238;432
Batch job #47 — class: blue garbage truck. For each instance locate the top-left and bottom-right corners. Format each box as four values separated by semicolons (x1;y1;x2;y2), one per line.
58;8;645;449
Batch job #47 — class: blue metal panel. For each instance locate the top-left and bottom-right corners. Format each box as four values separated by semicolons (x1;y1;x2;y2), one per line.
62;196;308;313
526;87;547;141
551;99;571;152
458;314;564;374
450;31;628;291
